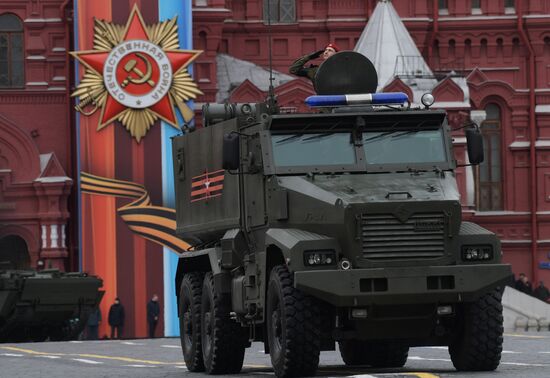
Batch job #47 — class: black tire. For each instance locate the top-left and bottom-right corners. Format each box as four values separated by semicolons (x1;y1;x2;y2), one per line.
49;325;66;341
267;265;321;378
29;326;48;342
449;288;503;371
339;340;408;368
179;272;205;372
201;272;246;374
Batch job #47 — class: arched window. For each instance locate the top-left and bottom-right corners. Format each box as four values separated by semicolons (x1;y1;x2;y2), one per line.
448;39;455;59
477;103;503;211
0;13;24;88
198;31;207;51
464;39;471;65
263;0;296;24
480;38;488;58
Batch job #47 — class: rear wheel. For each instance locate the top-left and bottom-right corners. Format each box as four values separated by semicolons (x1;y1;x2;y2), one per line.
449;288;503;371
201;272;246;374
179;272;205;372
267;265;321;378
339;340;408;367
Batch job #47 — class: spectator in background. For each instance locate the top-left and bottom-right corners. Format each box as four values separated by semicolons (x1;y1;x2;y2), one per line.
86;307;101;340
147;294;161;338
534;281;550;303
515;273;533;296
108;297;125;339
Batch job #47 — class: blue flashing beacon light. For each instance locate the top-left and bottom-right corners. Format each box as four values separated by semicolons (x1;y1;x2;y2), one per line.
305;92;409;107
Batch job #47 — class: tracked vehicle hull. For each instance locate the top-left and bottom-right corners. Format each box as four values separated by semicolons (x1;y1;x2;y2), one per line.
0;269;103;342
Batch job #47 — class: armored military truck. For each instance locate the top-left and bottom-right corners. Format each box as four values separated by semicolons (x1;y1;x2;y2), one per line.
0;267;104;342
172;52;511;377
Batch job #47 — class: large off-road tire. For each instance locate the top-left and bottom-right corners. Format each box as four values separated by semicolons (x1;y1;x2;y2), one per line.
449;288;503;371
339;340;409;367
179;272;205;372
201;272;247;374
267;265;321;378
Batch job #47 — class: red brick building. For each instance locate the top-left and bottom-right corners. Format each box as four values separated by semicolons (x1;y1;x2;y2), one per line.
1;0;550;285
0;0;74;271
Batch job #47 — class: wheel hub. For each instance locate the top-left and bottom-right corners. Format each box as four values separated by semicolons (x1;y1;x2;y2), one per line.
271;304;283;353
271;311;281;340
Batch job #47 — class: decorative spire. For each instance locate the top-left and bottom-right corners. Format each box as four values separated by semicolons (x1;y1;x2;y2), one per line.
354;0;432;90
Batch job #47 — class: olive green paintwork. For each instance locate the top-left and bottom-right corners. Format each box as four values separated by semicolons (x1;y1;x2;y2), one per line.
0;269;104;342
172;103;512;342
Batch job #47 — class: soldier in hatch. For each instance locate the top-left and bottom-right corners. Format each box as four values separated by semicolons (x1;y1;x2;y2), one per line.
289;42;339;84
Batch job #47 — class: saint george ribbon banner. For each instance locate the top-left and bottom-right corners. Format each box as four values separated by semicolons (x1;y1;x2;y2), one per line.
80;172;190;254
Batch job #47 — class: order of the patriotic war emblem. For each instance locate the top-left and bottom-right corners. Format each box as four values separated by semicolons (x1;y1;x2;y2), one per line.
71;5;202;142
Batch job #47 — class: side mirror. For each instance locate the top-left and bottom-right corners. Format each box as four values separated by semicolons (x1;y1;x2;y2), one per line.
223;133;240;170
465;127;484;165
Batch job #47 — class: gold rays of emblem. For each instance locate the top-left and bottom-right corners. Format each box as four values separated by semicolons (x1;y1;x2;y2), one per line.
71;11;203;143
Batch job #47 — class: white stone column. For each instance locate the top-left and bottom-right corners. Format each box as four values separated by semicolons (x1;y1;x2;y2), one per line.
50;224;59;249
61;224;66;248
41;225;48;248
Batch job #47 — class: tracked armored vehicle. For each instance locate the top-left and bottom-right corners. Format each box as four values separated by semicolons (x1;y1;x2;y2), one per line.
0;267;103;342
172;52;512;377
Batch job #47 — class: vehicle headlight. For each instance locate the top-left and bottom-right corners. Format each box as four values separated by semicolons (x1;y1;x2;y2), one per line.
304;250;337;266
461;245;493;261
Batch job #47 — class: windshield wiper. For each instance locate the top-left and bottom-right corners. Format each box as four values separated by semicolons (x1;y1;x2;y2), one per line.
364;120;432;143
390;129;420;139
295;121;344;142
302;133;333;142
362;121;403;143
275;134;303;144
363;130;399;143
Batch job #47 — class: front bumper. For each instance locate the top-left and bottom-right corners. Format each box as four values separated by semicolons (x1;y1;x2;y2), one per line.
294;264;512;307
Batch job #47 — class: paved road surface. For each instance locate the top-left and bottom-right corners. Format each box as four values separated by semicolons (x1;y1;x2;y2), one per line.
1;332;549;378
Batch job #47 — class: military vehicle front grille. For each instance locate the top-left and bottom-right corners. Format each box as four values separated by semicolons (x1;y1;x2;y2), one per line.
361;213;445;259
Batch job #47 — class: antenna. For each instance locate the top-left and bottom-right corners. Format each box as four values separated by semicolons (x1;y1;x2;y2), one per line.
266;0;277;113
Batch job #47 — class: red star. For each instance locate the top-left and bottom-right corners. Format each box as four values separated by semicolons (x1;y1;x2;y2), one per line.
72;5;200;128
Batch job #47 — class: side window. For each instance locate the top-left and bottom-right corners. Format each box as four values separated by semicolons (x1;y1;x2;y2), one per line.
439;0;449;15
477;103;503;211
0;13;24;88
504;0;516;13
263;0;296;24
471;0;481;14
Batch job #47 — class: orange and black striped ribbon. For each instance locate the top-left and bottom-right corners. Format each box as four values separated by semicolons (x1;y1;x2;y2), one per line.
191;169;225;202
81;171;190;255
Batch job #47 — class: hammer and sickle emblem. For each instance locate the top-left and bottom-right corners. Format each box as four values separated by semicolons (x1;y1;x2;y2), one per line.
121;52;155;88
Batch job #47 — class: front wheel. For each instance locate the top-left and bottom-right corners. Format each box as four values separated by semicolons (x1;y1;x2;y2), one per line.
267;265;321;378
449;288;504;371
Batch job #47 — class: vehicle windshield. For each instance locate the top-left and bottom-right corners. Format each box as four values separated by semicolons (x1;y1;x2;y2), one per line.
271;133;356;167
363;129;447;166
